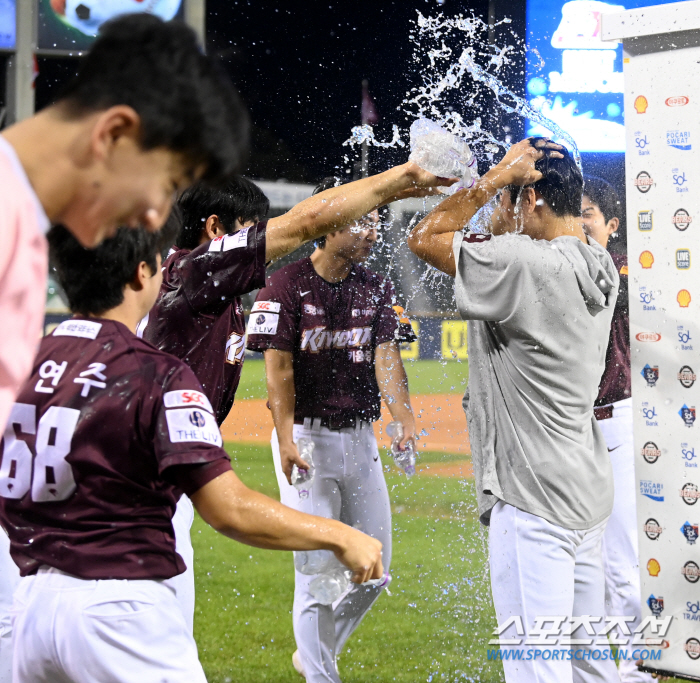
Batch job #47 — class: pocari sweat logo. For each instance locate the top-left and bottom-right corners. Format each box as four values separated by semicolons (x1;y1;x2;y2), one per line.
667;130;692;151
640;480;664;502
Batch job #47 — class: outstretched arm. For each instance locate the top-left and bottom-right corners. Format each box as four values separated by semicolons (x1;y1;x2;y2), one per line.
264;162;457;262
375;341;416;452
407;139;564;277
191;470;384;583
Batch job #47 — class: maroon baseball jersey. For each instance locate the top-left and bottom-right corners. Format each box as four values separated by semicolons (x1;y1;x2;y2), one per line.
595;252;631;408
246;258;416;424
141;223;267;425
0;318;231;580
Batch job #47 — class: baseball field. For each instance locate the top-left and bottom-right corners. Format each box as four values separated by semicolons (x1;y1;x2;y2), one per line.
193;358;506;682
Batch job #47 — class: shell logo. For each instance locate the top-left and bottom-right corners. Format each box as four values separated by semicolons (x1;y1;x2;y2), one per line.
639;251;654;269
648;558;661;577
635;95;649;113
678;289;692;308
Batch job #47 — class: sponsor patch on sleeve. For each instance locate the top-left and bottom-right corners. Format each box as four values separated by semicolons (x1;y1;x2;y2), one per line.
53;319;103;339
165;408;222;447
247;312;279;335
207;228;250;253
164;389;214;414
252;300;281;314
463;232;492;243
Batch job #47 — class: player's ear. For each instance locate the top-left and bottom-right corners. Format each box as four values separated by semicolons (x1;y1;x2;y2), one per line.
523;188;539;214
607;216;619;236
89;105;142;165
204;215;225;241
131;261;152;292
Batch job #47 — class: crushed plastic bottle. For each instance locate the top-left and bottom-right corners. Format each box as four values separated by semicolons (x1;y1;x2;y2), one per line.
290;438;315;499
309;564;392;605
409;118;479;195
386;421;416;476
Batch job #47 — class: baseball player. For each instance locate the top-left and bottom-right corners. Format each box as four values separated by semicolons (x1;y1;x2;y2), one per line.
407;138;620;683
0;15;247;680
247;179;416;682
582;177;649;683
0;224;383;683
140;167;449;631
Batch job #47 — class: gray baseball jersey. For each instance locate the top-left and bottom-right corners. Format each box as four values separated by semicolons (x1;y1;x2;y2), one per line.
453;230;619;530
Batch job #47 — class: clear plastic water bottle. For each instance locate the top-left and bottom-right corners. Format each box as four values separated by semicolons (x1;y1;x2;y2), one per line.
294;549;335;575
309;566;392;605
409;118;479;195
290;438;315;499
386;421;416;477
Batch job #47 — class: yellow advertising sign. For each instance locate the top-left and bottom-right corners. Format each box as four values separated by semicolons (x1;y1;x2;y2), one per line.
441;320;468;359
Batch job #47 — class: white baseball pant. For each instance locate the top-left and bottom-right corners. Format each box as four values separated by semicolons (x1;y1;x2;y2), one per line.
165;493;196;634
599;398;652;683
0;529;19;683
272;419;392;683
489;500;620;683
11;566;206;683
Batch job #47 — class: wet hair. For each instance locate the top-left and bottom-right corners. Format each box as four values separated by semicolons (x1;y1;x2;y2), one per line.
312;176;349;248
56;14;249;182
176;177;270;250
508;138;583;217
48;214;179;317
582;175;622;224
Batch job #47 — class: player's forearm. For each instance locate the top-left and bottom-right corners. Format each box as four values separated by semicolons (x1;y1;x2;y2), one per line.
264;164;418;262
375;343;415;429
192;471;348;552
264;350;296;446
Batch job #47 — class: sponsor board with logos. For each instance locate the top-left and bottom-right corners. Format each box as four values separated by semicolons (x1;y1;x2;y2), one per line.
623;15;700;678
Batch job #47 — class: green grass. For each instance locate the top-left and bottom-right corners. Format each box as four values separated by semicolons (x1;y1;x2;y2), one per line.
237;358;469;400
193;442;499;683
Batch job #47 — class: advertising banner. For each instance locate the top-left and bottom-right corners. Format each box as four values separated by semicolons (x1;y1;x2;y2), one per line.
621;13;700;678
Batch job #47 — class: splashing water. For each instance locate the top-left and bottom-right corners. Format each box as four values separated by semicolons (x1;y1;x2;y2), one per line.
343;124;405;149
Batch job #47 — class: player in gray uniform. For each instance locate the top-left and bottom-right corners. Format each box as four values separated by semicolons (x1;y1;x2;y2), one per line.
247;179;416;683
408;138;620;683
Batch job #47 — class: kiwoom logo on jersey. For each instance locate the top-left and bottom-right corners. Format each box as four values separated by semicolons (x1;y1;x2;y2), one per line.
680;404;696;427
638;210;653;231
673;168;689;193
642;402;659;426
647;594;664;616
634;171;654;193
640;480;664;502
642;441;661;463
680;482;699;505
667;130;692;151
678;365;697;388
635;132;650;155
683;560;700;583
642;364;659;387
673;208;692;231
636;332;661;342
677;249;691;270
682;443;697;468
666;95;689;107
644;518;663;540
681;521;698;544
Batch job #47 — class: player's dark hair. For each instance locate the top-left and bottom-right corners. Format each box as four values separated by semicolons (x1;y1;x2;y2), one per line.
508;138;583;217
583;176;622;224
48;215;179;317
312;176;349;248
176;177;270;250
56;14;249;183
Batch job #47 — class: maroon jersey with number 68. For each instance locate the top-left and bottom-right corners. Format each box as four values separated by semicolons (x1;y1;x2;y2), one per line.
141;223;267;425
246;258;416;424
0;318;231;580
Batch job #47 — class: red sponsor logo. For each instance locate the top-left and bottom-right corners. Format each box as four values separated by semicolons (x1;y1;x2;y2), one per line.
636;332;661;342
255;301;275;311
666;96;689;107
181;391;206;406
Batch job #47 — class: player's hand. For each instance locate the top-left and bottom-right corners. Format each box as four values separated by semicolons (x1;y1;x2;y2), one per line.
279;441;311;485
484;138;564;190
390;162;459;200
397;420;416;453
333;526;384;584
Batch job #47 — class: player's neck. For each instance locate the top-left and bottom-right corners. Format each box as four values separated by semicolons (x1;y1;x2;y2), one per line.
310;249;353;283
527;215;587;244
88;298;146;335
1;108;87;223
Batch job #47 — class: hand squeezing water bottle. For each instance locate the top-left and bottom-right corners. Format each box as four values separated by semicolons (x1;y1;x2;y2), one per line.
294;549;391;605
290;438;315;499
409;118;479;195
386;421;416;476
